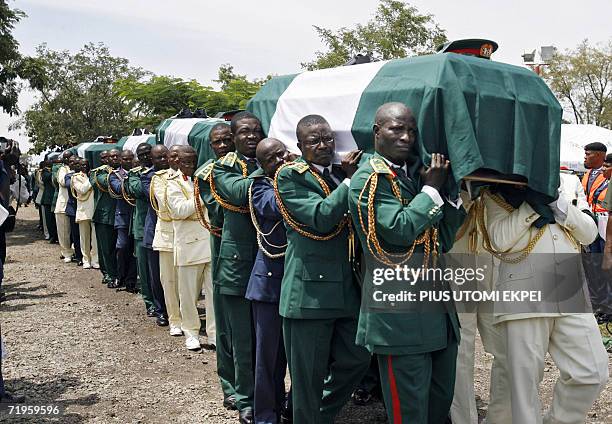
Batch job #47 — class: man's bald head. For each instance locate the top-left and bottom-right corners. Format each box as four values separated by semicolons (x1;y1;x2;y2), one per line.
108;149;121;168
120;149;135;170
374;102;416;127
373;102;419;166
62;150;73;164
256;138;288;177
168;145;184;170
151;145;169;170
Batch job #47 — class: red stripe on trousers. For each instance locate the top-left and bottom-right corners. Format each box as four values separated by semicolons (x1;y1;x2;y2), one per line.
387;355;402;424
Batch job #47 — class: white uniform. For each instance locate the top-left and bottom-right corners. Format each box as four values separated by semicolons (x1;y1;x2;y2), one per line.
166;171;215;344
54;164;73;259
72;172;98;268
151;169;180;330
35;170;49;239
450;193;511;424
483;189;609;424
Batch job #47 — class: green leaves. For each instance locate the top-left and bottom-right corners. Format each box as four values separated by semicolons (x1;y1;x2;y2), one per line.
543;39;612;129
302;0;447;70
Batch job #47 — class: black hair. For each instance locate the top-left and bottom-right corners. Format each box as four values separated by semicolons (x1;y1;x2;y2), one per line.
584;142;607;152
230;111;260;133
295;114;329;141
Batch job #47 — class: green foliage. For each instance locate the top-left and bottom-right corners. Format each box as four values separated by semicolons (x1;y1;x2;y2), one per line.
543;39;612;129
115;63;268;127
12;43;147;153
0;0;44;115
302;0;447;70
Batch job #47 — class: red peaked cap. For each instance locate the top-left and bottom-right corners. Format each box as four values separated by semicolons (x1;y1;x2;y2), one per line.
436;39;498;60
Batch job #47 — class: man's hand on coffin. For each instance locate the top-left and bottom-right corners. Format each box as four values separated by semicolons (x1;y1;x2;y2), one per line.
420;153;449;191
341;149;363;178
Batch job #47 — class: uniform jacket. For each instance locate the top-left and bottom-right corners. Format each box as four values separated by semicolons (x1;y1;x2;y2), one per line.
40;167;54;206
35;169;44;204
72;172;95;222
64;172;77;217
125;166;150;240
348;153;465;355
245;173;286;304
276;157;360;320
109;168;133;230
210;152;260;296
166;170;211;267
484;189;597;322
142;167;159;249
51;163;60;210
151;168;175;252
90;166;116;226
54;164;71;214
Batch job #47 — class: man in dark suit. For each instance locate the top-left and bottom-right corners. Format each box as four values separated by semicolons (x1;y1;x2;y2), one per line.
63;156;82;266
247;138;292;424
108;149;137;291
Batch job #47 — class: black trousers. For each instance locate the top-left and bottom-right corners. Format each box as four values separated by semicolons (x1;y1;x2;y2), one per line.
68;214;82;261
115;228;137;284
145;247;166;317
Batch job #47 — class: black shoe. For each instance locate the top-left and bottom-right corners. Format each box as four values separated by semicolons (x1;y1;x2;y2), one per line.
279;408;292;424
146;307;157;317
201;343;216;351
0;392;26;403
107;279;119;289
156;315;169;326
49;239;58;244
71;256;79;263
77;260;83;266
0;292;6;303
223;395;237;410
238;407;253;424
351;388;373;406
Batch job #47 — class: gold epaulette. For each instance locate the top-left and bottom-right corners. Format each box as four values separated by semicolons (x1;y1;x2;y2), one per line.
155;169;169;176
130;166;142;174
167;173;180;180
195;162;214;180
370;157;392;174
219;151;237;167
285;161;309;174
141;166;153;174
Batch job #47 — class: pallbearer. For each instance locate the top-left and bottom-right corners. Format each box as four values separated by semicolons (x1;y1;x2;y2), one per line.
347;103;465;423
247;138;291;424
90;150;118;286
72;158;98;269
166;146;212;350
274;114;370;423
63;156;82;265
40;159;58;243
55;150;74;262
108;150;138;291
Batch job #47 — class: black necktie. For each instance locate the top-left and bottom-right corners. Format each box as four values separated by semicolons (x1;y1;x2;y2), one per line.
245;158;258;173
394;166;416;196
322;168;338;190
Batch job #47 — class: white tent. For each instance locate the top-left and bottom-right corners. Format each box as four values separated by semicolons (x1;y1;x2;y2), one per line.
560;124;612;171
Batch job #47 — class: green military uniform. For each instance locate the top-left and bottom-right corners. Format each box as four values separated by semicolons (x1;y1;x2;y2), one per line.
347;153;465;424
275;158;371;424
51;162;60;213
125;166;154;312
90;165;118;283
40;166;58;241
208;152;258;411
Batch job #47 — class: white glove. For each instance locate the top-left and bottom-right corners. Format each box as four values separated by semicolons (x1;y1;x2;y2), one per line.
548;189;569;223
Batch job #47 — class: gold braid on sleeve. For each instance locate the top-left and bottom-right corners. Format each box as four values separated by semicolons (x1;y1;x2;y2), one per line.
121;177;136;206
93;168;109;193
107;172;124;199
208;160;249;214
193;177;222;236
248;180;286;258
272;163;347;241
356;172;438;268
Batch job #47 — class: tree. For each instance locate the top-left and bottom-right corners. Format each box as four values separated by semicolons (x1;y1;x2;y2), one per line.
0;0;44;115
302;0;447;70
12;43;147;152
115;64;268;127
544;39;612;129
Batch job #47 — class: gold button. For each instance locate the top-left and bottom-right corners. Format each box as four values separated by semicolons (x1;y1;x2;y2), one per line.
267;272;272;277
509;274;513;278
319;275;323;279
233;254;238;259
553;234;558;240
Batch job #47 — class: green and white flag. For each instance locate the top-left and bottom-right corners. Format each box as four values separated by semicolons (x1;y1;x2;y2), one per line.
247;53;562;198
118;134;156;153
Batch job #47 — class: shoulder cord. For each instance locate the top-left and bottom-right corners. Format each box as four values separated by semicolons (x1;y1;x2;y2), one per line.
248;181;286;259
193;178;222;236
93;168;108;193
208;160;249;213
121;176;136;206
163;179;200;222
356;172;437;268
272;162;348;241
149;175;167;219
107;172;124;200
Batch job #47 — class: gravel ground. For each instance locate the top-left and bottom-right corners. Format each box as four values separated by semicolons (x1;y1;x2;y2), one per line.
0;207;610;423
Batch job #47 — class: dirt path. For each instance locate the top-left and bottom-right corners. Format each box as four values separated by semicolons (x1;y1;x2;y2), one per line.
0;207;609;423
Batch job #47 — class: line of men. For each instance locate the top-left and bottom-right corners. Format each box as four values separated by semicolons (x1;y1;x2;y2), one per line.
37;105;609;424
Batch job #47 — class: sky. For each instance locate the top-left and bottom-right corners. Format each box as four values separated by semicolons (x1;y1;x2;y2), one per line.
2;0;611;152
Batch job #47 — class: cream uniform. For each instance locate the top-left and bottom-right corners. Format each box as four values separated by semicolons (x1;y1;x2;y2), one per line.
54;164;73;260
166;170;215;348
450;192;510;424
72;171;98;269
483;189;609;424
151;169;181;333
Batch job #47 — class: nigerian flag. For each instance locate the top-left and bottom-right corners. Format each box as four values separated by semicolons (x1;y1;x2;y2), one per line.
73;135;156;168
247;53;562;198
156;117;226;166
